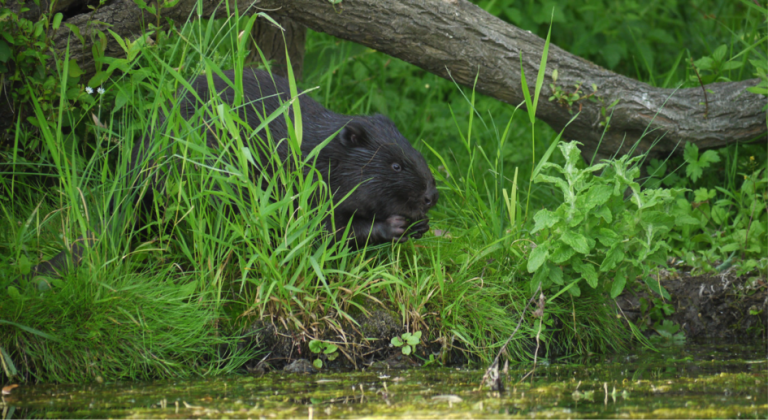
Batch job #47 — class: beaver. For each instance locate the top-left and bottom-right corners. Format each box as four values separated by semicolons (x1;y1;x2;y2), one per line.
30;69;438;277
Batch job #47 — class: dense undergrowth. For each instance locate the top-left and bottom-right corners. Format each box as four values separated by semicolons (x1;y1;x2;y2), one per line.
1;0;766;383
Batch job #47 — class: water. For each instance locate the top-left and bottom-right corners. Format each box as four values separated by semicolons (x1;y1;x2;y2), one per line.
3;342;765;419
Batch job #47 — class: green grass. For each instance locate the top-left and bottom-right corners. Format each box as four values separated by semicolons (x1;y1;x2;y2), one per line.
1;0;766;384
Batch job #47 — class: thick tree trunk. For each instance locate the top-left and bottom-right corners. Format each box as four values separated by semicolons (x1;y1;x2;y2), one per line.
5;0;766;158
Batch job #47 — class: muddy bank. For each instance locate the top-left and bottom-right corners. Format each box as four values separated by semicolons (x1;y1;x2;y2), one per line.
241;273;766;371
617;272;767;340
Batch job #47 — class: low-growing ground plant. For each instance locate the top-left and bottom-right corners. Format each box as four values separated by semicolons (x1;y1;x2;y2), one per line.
309;340;339;369
391;331;421;356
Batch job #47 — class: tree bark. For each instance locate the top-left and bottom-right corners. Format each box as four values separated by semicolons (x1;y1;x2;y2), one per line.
246;15;306;79
6;0;767;158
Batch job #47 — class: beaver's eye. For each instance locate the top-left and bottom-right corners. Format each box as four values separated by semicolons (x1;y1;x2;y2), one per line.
391;163;402;172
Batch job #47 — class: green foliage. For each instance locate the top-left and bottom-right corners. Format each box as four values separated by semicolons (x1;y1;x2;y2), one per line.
529;141;682;300
650;320;686;346
0;0;99;162
391;331;422;356
547;70;601;114
473;0;766;86
670;168;767;275
640;296;674;324
691;44;744;84
308;340;339;369
740;0;768;83
683;142;721;183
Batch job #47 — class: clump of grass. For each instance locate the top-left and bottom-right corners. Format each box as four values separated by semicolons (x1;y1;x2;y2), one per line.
2;267;253;383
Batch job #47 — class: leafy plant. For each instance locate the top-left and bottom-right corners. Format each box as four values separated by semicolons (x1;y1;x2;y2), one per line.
0;0;97;158
528;141;682;300
669;167;767;275
474;0;766;86
650;320;686;346
391;331;422;356
640;296;674;326
547;69;599;113
683;142;721;184
308;340;339;369
690;44;744;84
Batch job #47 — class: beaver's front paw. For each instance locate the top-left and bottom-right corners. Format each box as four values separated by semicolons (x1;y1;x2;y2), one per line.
384;215;409;242
405;219;429;239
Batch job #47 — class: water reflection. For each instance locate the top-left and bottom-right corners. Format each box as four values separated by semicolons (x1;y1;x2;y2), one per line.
3;341;766;419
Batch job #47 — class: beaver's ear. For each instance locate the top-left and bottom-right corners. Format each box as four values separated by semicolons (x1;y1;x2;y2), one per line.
339;121;368;148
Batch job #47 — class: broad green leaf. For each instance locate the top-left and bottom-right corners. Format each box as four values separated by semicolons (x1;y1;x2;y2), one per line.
593;206;612;223
600;247;624;272
574;260;598;288
52;13;63;30
549;264;563;285
532;209;560;233
527;242;549;273
584;184;614;209
747;86;768;95
560;230;590;254
596;228;620;247
535;174;570;196
711;206;728;224
0;40;10;62
17;255;31;275
693;188;716;202
712;44;728;62
531;263;550;293
567;207;585;227
113;89;129;113
674;213;700;226
640;211;675;229
404;331;421;345
88;71;110;88
700;150;721;166
67;59;84;78
7;285;21;301
568;282;581;296
309;340;324;353
693;56;713;71
610;267;627;298
549;244;576;264
643;276;671;300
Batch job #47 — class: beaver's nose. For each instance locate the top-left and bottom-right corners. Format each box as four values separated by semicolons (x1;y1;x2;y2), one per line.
423;187;438;208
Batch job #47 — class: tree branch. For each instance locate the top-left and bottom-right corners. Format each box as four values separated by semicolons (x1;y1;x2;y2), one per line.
10;0;768;158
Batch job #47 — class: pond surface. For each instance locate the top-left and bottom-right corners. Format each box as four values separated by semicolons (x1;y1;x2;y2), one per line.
3;341;766;419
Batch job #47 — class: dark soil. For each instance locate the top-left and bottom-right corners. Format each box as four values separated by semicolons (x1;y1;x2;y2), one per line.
241;308;406;371
242;272;766;372
616;272;768;340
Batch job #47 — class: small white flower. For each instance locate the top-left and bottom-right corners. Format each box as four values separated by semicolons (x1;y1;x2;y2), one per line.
86;86;93;94
97;87;105;95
